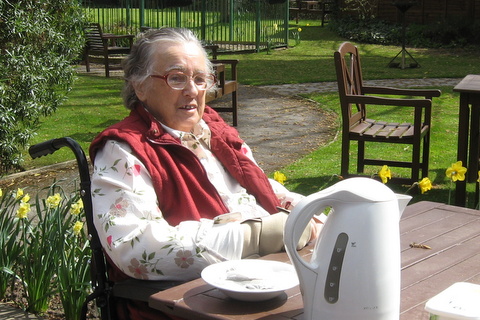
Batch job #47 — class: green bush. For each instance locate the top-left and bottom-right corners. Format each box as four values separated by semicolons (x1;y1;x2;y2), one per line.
0;0;86;174
329;16;480;48
329;17;402;45
407;19;480;48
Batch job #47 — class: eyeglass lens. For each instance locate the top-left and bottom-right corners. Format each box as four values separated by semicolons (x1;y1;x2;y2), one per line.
167;72;215;90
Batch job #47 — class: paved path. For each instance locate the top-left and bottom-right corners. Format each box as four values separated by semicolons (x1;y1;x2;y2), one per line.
0;76;462;320
260;77;461;96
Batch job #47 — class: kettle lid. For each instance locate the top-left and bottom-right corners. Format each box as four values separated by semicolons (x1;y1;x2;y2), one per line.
322;177;395;202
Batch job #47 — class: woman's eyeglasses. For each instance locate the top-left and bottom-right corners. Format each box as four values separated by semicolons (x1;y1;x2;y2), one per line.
150;71;216;91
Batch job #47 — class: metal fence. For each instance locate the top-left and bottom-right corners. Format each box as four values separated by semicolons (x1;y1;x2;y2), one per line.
82;0;290;53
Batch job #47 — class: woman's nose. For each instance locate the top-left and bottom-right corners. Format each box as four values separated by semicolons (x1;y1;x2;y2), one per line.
183;79;199;96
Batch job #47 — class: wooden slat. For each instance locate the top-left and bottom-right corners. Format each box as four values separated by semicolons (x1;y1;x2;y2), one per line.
362;121;387;136
388;123;411;138
375;122;401;137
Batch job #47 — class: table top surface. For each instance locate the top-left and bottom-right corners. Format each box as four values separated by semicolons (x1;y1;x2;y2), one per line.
149;201;480;320
453;74;480;93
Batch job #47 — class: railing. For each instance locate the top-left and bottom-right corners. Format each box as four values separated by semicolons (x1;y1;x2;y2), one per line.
81;0;290;53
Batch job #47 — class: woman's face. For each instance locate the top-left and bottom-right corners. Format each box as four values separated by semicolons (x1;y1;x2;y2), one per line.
135;42;208;132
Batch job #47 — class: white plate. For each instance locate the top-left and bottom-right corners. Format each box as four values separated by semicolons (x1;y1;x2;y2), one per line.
201;259;299;302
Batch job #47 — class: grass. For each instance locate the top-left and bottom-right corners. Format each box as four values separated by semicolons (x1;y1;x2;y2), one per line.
24;20;480;207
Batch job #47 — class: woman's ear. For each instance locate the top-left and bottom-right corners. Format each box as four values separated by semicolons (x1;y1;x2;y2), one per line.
133;81;147;101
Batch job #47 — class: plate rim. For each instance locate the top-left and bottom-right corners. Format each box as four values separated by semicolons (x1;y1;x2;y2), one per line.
201;259;299;294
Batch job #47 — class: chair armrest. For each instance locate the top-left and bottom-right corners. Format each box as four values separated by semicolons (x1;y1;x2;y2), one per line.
363;86;441;99
345;94;432;108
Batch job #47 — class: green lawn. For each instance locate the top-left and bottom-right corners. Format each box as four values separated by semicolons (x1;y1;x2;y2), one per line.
27;20;480;207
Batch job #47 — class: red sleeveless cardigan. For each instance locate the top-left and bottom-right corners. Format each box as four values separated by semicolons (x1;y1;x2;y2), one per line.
89;105;280;226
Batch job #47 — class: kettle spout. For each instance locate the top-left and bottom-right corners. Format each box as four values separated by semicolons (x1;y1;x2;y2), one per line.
396;194;412;218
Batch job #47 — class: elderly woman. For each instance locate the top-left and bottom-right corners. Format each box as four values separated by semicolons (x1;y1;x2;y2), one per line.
89;27;320;319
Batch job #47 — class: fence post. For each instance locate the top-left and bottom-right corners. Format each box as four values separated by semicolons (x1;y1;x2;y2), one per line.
139;0;145;29
176;7;181;27
255;0;261;52
201;0;206;40
126;0;131;27
284;0;289;46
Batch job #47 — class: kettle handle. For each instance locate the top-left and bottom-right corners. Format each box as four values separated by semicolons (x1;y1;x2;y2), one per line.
284;195;331;270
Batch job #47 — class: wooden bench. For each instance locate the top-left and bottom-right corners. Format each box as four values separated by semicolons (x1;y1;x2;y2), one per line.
83;23;134;77
206;59;239;127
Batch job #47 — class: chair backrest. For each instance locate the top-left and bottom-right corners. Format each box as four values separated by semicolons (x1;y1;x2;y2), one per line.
84;23;105;51
334;42;366;128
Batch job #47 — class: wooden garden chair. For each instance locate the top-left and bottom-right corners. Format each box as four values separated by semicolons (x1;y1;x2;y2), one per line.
334;42;441;184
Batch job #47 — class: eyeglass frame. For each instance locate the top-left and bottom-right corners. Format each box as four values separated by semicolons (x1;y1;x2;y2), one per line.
150;71;217;91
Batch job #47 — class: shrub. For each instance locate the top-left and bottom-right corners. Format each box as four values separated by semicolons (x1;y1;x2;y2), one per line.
0;0;86;174
329;16;480;48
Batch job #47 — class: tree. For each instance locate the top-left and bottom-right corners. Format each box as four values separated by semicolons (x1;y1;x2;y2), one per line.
0;0;86;174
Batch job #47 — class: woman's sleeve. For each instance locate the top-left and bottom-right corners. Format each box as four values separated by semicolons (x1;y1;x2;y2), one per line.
240;142;305;210
91;140;244;281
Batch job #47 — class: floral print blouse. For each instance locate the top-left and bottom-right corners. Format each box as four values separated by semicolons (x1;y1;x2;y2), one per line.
91;121;303;281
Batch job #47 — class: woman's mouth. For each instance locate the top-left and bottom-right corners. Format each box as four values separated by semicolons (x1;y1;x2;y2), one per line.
180;105;197;110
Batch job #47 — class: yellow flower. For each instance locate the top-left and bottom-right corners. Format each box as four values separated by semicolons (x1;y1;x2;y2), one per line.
297;27;302;32
306;23;310;26
70;199;84;215
16;202;30;219
21;194;30;203
445;161;467;182
418;177;432;194
46;193;62;208
273;171;287;185
273;23;278;31
378;165;392;184
0;188;2;197
15;188;24;200
73;221;84;236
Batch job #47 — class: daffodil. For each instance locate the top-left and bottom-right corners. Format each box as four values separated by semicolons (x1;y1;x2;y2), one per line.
297;27;302;32
16;202;30;219
73;221;84;236
445;161;467;182
378;165;392;184
418;177;432;194
15;188;24;200
273;171;287;185
0;188;2;197
46;193;62;208
70;199;84;215
21;194;30;203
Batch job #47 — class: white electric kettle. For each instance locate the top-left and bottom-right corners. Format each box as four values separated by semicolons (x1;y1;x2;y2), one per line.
284;177;411;320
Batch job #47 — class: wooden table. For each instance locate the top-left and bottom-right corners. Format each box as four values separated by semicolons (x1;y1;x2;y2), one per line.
453;74;480;207
149;201;480;320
